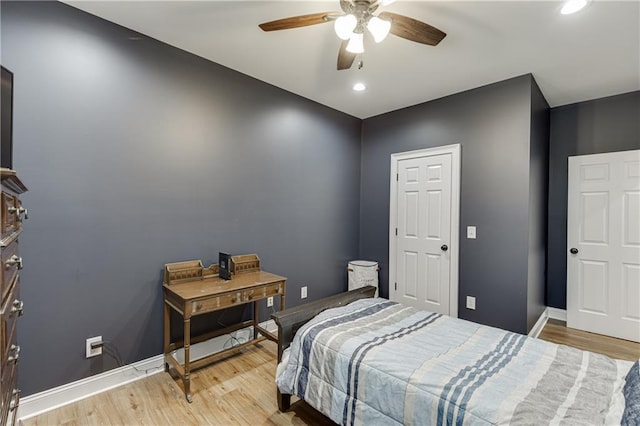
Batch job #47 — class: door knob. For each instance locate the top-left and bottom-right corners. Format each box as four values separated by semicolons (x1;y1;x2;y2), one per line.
570;248;579;255
441;244;448;252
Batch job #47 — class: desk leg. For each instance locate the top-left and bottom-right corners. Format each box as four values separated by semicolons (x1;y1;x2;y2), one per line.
163;302;170;372
280;291;286;310
183;318;192;403
253;300;259;340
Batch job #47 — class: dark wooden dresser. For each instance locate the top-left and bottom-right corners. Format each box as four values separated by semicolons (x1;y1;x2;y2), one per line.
0;168;27;426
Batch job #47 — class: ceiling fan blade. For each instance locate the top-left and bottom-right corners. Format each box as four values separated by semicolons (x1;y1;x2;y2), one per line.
378;11;446;46
259;12;339;31
337;40;356;70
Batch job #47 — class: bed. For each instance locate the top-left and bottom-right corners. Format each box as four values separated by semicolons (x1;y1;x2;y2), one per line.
271;286;639;425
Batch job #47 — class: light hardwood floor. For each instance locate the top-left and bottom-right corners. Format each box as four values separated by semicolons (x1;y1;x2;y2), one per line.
22;340;332;426
538;318;639;362
22;321;639;425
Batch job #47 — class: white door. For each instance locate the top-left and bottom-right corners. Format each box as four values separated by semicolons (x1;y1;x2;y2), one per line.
567;149;640;342
390;145;460;316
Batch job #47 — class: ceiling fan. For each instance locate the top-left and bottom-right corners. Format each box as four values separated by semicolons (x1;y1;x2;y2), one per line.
258;0;446;71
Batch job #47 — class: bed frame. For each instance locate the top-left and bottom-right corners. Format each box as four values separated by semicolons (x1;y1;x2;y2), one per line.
270;285;377;411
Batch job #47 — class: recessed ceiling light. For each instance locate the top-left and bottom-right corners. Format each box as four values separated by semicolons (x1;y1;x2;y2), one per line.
353;82;367;92
561;0;589;15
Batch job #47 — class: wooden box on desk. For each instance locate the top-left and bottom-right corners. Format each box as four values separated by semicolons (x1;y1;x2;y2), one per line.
163;260;202;285
231;253;260;274
163;260;219;285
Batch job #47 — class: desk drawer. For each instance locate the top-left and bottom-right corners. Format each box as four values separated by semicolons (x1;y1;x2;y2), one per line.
192;292;243;314
242;287;262;302
242;282;282;302
1;241;21;303
264;282;283;297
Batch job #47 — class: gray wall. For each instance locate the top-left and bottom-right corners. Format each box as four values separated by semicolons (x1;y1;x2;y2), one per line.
547;91;640;308
360;75;534;334
2;1;362;396
526;80;549;330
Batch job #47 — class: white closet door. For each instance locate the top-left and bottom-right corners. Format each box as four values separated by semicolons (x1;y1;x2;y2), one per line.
394;153;452;315
567;149;640;342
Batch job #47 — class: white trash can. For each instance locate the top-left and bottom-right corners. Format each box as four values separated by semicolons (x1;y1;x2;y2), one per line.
348;260;379;297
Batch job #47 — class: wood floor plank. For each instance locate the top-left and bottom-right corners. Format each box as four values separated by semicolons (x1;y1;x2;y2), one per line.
538;319;640;362
23;321;638;425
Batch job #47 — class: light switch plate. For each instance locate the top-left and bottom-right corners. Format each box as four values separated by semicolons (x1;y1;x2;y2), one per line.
467;226;477;239
466;296;476;310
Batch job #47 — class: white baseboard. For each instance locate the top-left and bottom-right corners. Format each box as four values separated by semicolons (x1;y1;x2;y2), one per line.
18;354;165;421
18;320;278;421
528;308;549;338
547;307;567;321
528;307;568;339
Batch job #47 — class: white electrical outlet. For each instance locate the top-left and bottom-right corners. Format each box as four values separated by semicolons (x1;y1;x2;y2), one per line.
267;296;274;307
466;296;476;310
301;286;308;299
86;336;103;358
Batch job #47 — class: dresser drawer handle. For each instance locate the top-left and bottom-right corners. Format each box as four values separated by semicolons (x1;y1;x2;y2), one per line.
9;389;20;411
5;255;23;270
17;206;28;220
11;299;24;316
8;344;20;362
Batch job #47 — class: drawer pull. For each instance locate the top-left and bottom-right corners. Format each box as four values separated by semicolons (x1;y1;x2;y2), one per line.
17;206;28;220
5;255;23;270
9;389;20;411
9;206;28;220
11;299;24;316
8;344;20;362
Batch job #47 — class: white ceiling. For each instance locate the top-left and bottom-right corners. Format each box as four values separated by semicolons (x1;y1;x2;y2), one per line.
64;1;640;119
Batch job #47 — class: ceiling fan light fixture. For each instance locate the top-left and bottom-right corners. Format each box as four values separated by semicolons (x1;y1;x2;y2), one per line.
334;14;357;40
346;32;364;54
367;16;391;43
560;0;589;15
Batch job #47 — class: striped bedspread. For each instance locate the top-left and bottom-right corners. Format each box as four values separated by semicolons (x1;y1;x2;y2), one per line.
276;298;636;425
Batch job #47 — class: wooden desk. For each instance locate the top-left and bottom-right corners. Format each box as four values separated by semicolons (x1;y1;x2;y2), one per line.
163;270;286;402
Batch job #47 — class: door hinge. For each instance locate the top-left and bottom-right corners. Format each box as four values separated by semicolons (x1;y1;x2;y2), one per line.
395;228;398;236
396;173;399;181
395;282;397;291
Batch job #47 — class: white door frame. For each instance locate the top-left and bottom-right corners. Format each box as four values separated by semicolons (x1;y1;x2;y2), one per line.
389;144;461;317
